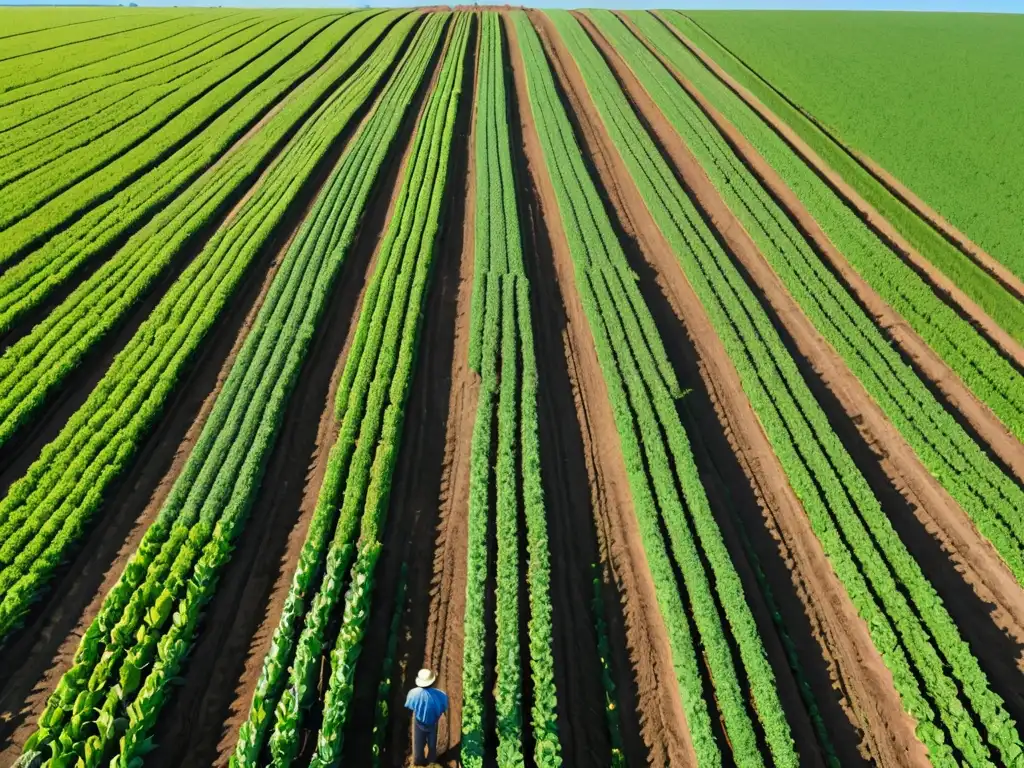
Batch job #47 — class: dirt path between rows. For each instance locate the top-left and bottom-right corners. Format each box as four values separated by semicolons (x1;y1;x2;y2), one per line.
506;13;695;768
334;16;473;768
605;12;1024;693
647;12;1024;375
549;12;930;766
501;15;645;765
616;14;1024;486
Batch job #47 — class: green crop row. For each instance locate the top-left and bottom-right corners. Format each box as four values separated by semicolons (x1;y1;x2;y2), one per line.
631;11;1024;444
0;10;395;452
517;11;799;767
370;564;407;768
228;14;463;767
0;12;250;131
590;567;626;768
462;15;560;768
567;10;1020;765
0;8;141;45
673;10;1024;287
587;11;1024;589
0;13;416;645
0;11;188;91
11;15;430;768
0;13;336;233
665;11;1024;345
0;13;277;178
304;17;471;767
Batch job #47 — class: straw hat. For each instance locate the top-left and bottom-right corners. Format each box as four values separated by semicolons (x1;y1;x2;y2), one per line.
415;668;437;688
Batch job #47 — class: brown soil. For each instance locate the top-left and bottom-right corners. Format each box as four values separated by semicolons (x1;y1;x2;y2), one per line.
852;151;1024;305
506;13;695;767
649;12;1024;374
546;11;929;766
618;17;1024;485
610;11;1024;681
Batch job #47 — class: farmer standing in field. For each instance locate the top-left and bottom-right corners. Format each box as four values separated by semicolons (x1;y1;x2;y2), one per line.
406;668;448;766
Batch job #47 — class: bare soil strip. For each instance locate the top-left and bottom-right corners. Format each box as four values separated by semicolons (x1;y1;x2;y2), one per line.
327;17;475;768
615;15;1024;486
0;24;424;762
502;15;645;764
507;12;696;767
607;13;1024;677
547;11;930;765
648;12;1024;374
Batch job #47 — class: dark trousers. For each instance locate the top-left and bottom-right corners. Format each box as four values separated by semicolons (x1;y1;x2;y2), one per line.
412;718;438;765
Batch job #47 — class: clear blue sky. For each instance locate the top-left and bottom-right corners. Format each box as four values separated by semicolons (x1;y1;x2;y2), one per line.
3;0;1022;11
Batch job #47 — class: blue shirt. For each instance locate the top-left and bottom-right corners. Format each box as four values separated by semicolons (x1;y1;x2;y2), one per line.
405;687;448;726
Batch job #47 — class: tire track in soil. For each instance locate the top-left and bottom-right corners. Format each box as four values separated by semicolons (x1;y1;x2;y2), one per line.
542;10;929;766
614;14;1024;488
0;26;419;760
506;12;695;768
650;12;1024;376
601;13;1024;716
502;14;644;766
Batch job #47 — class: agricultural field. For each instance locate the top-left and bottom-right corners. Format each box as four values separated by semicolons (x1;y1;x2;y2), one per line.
0;8;1022;768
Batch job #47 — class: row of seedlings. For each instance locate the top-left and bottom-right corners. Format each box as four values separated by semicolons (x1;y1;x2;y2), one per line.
0;11;248;128
513;11;798;767
0;12;295;186
462;12;561;768
0;12;419;641
12;13;440;768
0;11;190;90
229;12;469;767
0;13;336;229
551;10;1021;765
